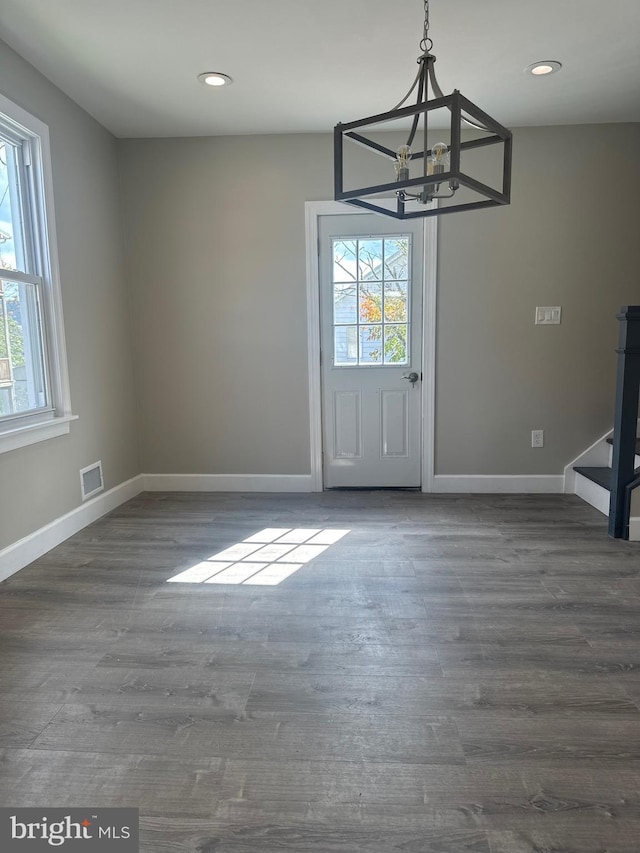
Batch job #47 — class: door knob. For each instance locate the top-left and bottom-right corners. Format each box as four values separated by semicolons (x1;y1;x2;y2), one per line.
402;372;420;385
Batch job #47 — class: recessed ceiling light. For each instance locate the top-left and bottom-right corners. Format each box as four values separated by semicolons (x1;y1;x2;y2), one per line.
526;61;562;76
198;72;233;88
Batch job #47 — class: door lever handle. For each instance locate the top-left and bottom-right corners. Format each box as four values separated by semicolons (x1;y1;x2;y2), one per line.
402;372;420;385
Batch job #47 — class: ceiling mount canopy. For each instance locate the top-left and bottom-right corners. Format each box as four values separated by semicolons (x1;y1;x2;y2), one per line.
334;0;512;219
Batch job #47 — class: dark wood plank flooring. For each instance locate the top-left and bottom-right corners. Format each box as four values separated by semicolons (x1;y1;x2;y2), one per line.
2;491;640;852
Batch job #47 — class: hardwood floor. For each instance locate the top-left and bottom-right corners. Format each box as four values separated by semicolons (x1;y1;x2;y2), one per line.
2;491;640;852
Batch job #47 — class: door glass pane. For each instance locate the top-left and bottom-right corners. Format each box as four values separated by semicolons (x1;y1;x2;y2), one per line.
384;324;408;364
359;325;382;363
359;281;382;323
334;282;357;324
384;281;408;322
384;238;409;280
358;239;383;280
334;325;358;365
332;240;357;282
331;234;411;367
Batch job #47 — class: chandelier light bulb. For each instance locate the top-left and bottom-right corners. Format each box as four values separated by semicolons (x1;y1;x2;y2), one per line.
426;142;449;179
431;141;449;173
395;145;412;182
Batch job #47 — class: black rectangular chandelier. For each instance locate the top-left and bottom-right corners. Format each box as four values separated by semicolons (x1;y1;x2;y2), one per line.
334;1;512;220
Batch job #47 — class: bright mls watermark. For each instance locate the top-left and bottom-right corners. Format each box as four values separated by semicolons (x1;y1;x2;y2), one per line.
0;809;138;851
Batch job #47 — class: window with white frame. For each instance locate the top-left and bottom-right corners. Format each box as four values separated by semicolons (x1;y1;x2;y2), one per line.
331;235;411;366
0;93;73;453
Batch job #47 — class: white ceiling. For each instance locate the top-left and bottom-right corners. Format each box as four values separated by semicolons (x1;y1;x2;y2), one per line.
0;0;638;139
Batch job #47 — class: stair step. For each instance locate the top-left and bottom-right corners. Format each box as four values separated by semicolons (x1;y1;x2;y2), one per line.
606;436;640;454
574;464;640;491
573;466;612;490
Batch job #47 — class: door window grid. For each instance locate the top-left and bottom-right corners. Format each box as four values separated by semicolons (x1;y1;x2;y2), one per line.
331;235;410;366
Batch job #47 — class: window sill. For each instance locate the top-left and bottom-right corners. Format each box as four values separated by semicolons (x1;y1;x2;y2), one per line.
0;414;78;455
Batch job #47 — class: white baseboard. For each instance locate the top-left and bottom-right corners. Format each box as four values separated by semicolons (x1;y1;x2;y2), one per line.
0;469;587;583
432;475;565;494
0;475;145;583
142;473;314;492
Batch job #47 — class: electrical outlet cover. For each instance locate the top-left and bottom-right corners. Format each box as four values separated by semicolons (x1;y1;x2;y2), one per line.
531;430;544;448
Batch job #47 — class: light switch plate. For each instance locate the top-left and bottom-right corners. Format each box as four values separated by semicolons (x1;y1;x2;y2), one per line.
535;306;562;325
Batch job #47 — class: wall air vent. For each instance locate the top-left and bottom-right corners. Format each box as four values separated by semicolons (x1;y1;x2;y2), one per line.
80;460;104;501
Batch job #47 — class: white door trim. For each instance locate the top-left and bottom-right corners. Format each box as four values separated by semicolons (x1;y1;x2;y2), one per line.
421;210;438;493
305;201;437;492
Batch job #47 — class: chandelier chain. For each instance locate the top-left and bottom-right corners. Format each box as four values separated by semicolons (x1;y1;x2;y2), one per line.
420;0;433;54
389;0;432;110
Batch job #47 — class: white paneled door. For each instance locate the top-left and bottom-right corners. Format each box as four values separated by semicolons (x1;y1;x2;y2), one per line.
319;214;424;488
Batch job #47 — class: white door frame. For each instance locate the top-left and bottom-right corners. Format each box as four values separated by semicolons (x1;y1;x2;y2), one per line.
305;200;437;492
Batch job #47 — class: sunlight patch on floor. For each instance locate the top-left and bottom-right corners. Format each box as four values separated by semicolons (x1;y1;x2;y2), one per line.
167;528;350;586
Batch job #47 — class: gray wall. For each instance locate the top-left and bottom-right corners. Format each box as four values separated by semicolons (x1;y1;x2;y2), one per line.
0;40;139;550
119;134;333;475
119;124;640;478
438;124;640;474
